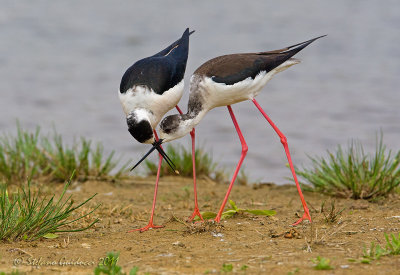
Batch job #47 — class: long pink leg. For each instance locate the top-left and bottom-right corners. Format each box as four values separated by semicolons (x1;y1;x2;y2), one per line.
215;105;248;222
252;98;311;225
175;106;203;221
175;105;183;115
187;128;204;221
128;130;164;232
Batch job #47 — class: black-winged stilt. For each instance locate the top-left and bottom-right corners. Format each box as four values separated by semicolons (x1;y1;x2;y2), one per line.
119;28;193;232
134;35;325;226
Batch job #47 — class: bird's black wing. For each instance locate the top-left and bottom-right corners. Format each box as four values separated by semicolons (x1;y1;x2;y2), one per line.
196;35;325;85
120;57;176;95
120;28;194;94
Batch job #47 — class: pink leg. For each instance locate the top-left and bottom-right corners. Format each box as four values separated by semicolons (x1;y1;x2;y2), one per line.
175;106;203;221
252;98;311;225
128;130;164;233
187;128;204;222
175;105;183;114
215;105;248;222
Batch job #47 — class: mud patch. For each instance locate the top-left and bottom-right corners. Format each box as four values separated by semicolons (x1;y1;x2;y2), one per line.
1;176;399;274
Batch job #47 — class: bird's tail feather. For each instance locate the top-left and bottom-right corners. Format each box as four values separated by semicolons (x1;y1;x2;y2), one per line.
152;28;194;58
259;35;326;57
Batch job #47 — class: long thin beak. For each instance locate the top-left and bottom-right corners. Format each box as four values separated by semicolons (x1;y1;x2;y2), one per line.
130;139;179;174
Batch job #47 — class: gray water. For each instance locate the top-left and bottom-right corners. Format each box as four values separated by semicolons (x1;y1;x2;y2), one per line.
1;1;399;184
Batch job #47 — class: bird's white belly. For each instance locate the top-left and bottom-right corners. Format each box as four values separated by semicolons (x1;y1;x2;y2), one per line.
201;71;268;109
118;80;184;127
199;58;300;110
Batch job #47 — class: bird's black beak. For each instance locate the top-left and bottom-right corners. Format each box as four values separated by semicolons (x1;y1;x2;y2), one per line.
130;139;179;174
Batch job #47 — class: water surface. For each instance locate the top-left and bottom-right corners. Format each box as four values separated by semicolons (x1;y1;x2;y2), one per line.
1;1;399;183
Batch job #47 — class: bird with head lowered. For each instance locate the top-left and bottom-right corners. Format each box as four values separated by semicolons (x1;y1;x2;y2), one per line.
119;28;194;232
132;35;326;226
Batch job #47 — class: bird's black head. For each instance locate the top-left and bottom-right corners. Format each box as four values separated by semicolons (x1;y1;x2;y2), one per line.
126;114;154;144
126;112;179;174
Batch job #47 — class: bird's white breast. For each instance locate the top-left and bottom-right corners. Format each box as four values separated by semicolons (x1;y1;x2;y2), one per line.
118;80;184;127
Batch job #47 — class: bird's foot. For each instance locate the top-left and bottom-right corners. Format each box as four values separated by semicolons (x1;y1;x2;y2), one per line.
291;208;312;226
127;223;164;233
214;214;222;223
187;207;204;222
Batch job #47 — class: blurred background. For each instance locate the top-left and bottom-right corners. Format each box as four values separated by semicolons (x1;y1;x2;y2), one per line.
1;0;399;184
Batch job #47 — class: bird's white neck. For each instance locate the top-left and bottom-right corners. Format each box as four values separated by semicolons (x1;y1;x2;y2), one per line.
159;109;208;142
129;109;154;127
184;109;208;131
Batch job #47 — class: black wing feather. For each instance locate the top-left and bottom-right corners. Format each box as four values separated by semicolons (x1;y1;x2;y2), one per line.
210;35;325;85
120;28;193;94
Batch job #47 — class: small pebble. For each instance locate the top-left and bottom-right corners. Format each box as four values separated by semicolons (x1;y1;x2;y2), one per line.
172;241;185;247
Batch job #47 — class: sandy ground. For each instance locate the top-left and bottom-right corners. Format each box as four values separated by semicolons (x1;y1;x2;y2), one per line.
1;176;400;274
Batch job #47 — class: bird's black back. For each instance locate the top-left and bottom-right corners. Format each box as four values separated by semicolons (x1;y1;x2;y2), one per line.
196;35;325;85
120;28;193;95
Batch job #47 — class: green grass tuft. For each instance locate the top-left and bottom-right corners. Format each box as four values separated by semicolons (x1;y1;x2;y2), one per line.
296;134;400;200
221;263;233;272
0;123;129;184
362;232;400;263
362;242;386;263
311;256;334;270
144;144;257;185
0;175;99;241
287;268;299;275
384;232;400;255
0;271;25;275
144;144;250;185
320;201;345;224
144;144;222;179
195;199;276;221
94;251;138;275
